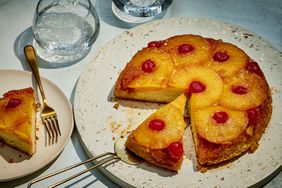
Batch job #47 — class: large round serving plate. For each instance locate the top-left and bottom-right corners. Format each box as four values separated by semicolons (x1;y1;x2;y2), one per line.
74;17;282;187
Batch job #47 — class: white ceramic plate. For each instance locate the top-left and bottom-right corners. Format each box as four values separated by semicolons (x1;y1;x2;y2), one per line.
74;17;282;187
0;69;73;182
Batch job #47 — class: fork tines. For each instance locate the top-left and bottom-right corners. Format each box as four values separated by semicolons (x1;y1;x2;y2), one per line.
43;116;61;145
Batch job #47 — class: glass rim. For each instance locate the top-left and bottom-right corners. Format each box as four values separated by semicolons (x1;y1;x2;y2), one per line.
35;0;92;29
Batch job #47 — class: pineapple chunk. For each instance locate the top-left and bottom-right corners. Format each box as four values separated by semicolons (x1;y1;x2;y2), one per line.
193;105;248;144
132;94;186;149
220;72;268;110
161;35;212;67
169;67;223;109
127;48;174;89
208;42;248;77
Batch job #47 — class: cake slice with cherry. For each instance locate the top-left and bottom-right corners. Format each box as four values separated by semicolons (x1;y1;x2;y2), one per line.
125;94;187;171
0;88;37;156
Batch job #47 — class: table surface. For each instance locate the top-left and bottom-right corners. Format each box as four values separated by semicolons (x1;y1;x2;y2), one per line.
0;0;281;187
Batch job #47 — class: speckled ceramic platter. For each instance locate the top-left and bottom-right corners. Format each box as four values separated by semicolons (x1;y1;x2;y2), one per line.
74;17;282;187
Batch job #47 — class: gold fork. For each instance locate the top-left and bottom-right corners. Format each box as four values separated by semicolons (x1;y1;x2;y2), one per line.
24;45;61;144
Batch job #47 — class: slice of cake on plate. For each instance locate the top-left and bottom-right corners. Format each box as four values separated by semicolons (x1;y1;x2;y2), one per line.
0;87;37;156
125;94;187;171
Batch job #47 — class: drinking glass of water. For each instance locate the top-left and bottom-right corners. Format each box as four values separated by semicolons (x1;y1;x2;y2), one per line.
112;0;173;23
32;0;100;64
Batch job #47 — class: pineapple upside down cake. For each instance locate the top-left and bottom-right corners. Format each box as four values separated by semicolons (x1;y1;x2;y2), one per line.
114;34;272;171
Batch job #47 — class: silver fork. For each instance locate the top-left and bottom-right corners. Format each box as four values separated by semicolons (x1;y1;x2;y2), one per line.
24;45;61;144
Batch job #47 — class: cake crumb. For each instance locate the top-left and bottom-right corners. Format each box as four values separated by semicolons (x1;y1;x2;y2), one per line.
36;103;41;112
110;122;122;133
113;103;120;110
270;87;280;94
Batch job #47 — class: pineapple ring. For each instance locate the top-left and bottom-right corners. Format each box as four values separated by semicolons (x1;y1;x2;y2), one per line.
168;67;223;109
132;94;186;149
161;35;212;67
220;72;268;110
125;48;174;89
194;106;248;144
208;42;248;77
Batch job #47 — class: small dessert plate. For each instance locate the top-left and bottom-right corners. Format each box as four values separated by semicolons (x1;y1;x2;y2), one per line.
0;69;73;182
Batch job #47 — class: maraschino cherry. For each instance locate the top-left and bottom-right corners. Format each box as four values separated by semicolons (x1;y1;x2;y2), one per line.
247;108;260;124
213;52;229;62
5;98;21;109
189;81;206;93
167;142;183;161
212;111;229;124
141;60;155;73
185;81;206;98
232;85;248;95
148;119;165;131
147;41;163;48
178;44;194;54
245;61;264;77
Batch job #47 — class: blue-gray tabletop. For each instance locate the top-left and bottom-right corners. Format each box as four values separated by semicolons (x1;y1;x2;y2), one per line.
0;0;281;187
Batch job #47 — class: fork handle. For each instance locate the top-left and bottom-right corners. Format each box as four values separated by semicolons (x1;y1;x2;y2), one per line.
27;152;119;188
24;45;47;105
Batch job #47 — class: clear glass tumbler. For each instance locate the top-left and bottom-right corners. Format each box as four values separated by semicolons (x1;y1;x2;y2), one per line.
112;0;173;23
32;0;100;64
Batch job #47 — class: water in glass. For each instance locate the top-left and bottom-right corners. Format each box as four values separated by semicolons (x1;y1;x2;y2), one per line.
33;0;99;64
